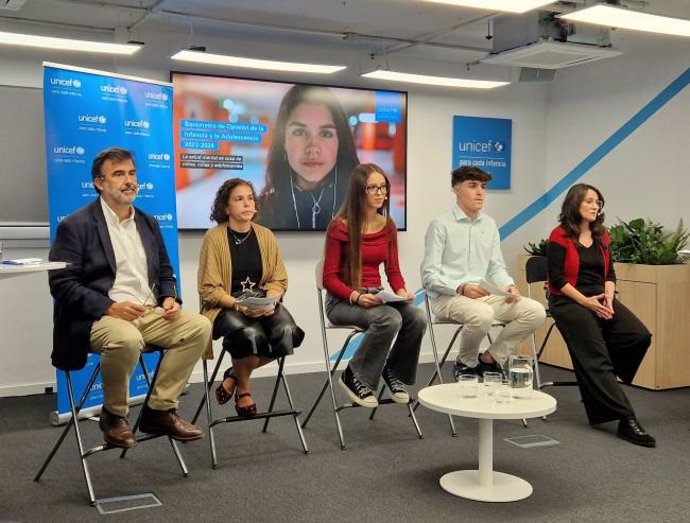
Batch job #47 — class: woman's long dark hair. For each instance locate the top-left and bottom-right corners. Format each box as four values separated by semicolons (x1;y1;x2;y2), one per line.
258;85;359;220
209;178;257;225
336;163;392;289
558;183;606;244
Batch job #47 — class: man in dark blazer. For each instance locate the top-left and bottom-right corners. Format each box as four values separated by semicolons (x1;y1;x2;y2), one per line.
49;147;211;448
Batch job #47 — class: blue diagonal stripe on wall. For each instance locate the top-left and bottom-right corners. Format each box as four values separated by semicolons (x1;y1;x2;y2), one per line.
499;67;690;240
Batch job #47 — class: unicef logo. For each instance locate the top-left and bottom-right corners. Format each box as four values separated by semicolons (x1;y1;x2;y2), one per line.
53;145;85;155
98;115;107;124
147;152;170;162
154;213;174;222
101;84;128;95
494;141;505;153
144;91;169;102
147;182;154;190
73;79;82;88
125;119;150;128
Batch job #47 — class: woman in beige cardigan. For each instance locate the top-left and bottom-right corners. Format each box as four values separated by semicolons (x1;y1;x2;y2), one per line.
198;179;304;417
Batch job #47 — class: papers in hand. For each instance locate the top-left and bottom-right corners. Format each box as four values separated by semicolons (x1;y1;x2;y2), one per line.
478;279;513;297
376;290;408;303
1;258;43;265
236;296;280;309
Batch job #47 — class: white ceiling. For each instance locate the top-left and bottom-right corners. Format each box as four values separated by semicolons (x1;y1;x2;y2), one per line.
1;0;690;73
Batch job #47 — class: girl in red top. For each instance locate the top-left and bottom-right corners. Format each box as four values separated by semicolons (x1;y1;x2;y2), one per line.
323;163;426;407
547;183;654;447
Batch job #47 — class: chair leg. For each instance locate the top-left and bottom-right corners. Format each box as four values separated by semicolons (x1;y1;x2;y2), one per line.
35;367;102;505
200;353;228;469
262;357;285;433
303;333;350;449
412;325;459;436
407;399;424;439
278;364;310;454
368;384;386;420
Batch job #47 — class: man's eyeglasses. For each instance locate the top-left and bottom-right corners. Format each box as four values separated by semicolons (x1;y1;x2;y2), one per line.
365;184;388;195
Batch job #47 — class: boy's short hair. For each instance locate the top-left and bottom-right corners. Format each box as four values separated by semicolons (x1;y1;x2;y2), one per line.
451;165;492;186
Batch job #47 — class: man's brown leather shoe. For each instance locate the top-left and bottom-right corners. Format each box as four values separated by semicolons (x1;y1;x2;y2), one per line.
139;407;204;441
99;408;137;449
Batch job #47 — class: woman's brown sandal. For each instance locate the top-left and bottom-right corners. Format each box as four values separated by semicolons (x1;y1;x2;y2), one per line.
215;367;237;405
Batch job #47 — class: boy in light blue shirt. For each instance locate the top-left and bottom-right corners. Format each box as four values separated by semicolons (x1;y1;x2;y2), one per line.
421;166;545;378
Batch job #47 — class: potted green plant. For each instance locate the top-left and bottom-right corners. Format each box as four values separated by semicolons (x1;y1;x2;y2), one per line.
609;218;688;265
523;238;547;257
604;218;689;390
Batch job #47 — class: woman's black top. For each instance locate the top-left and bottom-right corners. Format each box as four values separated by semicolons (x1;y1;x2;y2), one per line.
226;227;262;296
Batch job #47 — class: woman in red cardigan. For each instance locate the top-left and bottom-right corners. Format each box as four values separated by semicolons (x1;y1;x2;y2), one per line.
547;183;654;447
322;163;426;408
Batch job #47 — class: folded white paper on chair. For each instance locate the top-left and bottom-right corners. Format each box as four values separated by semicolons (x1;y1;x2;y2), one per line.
236;296;281;309
376;291;408;303
478;279;513;297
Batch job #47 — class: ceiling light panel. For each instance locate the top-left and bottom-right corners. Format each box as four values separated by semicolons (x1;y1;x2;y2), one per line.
560;4;690;38
0;31;141;54
362;70;508;89
421;1;555;14
170;50;345;74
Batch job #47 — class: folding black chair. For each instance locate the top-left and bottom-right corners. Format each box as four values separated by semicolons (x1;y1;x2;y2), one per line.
301;261;422;450
525;255;578;390
191;348;309;469
34;344;189;506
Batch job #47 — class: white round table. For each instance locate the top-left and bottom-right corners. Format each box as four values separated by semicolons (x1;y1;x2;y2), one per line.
0;261;66;279
418;383;557;502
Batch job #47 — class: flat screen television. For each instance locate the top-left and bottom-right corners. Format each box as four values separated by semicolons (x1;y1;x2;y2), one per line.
171;72;408;231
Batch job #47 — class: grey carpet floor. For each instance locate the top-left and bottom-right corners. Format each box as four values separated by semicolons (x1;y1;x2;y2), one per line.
1;364;688;522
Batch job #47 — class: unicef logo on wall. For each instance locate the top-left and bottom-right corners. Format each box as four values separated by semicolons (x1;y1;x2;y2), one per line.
53;145;86;164
50;77;81;89
125;119;150;128
154;213;174;222
53;145;85;156
148;152;171;162
100;85;128;95
78;114;107;125
144;91;169;102
494;141;505;153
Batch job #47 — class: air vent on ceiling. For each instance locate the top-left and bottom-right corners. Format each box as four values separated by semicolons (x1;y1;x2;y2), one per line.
481;40;622;69
0;0;28;11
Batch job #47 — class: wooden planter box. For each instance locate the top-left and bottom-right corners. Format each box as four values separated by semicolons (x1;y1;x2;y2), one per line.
515;254;690;390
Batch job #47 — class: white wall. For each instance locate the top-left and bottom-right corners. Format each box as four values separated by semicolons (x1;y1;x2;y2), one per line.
3;28;687;397
543;40;690;234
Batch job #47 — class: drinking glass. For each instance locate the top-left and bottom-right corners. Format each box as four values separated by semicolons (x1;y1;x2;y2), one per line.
495;380;513;404
482;371;502;397
458;374;479;398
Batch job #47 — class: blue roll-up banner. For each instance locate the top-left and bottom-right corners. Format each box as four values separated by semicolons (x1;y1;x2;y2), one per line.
43;63;178;422
452;115;512;190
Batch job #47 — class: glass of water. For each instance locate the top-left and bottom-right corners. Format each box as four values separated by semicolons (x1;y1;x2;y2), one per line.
483;371;502;397
495;379;513;404
458;374;479;398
